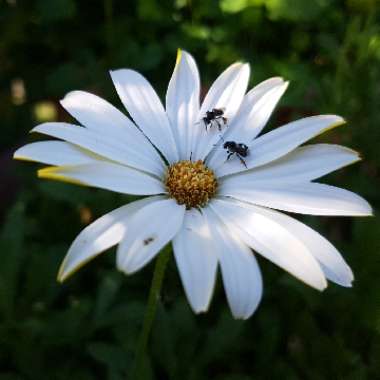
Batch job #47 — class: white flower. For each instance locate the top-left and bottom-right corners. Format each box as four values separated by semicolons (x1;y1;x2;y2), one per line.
14;50;372;319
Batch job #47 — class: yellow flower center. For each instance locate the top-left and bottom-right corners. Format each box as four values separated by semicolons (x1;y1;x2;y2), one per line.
165;160;218;209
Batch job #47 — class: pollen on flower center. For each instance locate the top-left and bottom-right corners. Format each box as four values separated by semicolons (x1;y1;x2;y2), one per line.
165;160;217;209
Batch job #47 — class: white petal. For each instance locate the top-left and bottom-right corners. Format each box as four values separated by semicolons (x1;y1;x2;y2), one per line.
172;208;218;313
166;50;200;160
37;162;165;195
14;141;100;166
32;122;166;177
207;78;288;168
232;79;288;140
58;197;159;282
110;69;179;163
215;115;345;177
245;207;354;287
210;198;327;291
220;144;360;187
61;90;139;134
221;182;373;216
199;63;250;120
61;91;166;174
117;199;185;274
203;206;262;320
193;63;250;160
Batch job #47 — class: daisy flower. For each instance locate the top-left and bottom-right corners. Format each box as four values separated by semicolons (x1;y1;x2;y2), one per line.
14;50;372;319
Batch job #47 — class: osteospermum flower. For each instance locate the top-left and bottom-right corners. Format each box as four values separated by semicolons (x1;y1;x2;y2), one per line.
14;50;372;319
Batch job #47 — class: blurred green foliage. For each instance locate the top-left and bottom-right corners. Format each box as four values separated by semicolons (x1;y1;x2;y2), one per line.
0;0;379;379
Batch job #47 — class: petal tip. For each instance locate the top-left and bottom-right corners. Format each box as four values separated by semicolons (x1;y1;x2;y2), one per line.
57;265;76;283
341;281;353;288
242;62;251;73
331;116;346;125
61;90;75;101
37;167;56;179
332;273;354;288
232;312;251;320
13;154;34;162
117;265;134;276
317;285;327;293
29;123;47;134
318;279;329;292
175;48;182;66
13;148;26;161
37;168;46;178
331;117;347;128
37;166;88;186
116;256;132;275
193;306;209;314
358;200;374;216
310;274;328;292
57;264;69;283
344;146;362;159
109;68;125;77
316;116;346;137
60;91;78;107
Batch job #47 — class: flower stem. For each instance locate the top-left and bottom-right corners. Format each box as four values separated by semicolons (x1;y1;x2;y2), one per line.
132;248;171;379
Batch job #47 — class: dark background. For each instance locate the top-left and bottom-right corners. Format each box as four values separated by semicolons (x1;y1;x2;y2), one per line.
0;0;379;379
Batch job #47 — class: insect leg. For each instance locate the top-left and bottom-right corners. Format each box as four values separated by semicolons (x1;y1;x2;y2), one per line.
237;154;248;168
226;152;234;161
201;118;209;131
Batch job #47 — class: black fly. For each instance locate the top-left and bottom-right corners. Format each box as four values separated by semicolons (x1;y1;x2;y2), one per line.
201;108;227;131
223;141;249;168
143;237;155;246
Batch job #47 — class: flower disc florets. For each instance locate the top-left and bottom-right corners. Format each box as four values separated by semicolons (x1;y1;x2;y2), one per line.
165;160;217;209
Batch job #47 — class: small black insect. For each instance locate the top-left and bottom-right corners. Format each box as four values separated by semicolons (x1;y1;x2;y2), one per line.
201;108;227;131
223;141;249;168
143;237;155;246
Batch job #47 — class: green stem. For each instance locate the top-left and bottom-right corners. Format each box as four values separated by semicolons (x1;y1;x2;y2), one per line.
132;249;171;379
